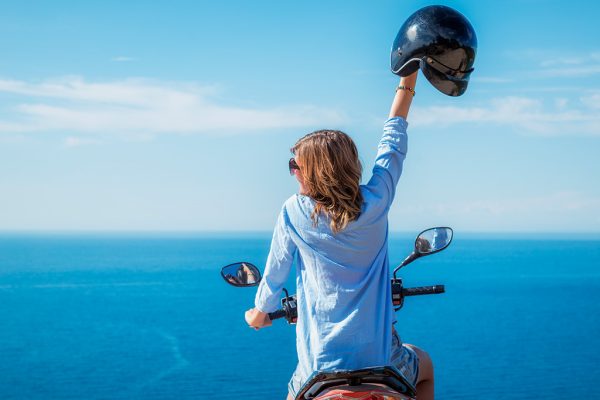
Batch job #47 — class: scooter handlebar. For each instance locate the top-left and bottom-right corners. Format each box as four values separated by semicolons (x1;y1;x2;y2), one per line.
402;285;445;296
270;286;445;321
268;309;287;321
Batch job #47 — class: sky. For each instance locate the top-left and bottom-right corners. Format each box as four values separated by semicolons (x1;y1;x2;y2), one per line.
0;0;599;233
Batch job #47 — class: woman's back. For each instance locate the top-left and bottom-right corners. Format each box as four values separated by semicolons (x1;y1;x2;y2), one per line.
255;117;409;387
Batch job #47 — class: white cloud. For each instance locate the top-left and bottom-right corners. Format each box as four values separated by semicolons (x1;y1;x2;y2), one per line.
471;76;513;84
411;94;600;136
111;56;135;62
538;65;600;78
538;52;600;77
581;93;600;109
540;57;586;68
64;136;102;147
393;191;600;232
554;98;568;109
456;192;600;215
501;51;600;79
0;76;345;135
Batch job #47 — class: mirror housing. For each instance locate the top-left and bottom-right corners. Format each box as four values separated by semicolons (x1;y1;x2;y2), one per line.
393;227;453;279
221;262;262;287
415;227;453;255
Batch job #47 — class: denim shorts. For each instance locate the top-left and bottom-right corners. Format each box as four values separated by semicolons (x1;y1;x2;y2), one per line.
390;330;420;388
287;331;420;398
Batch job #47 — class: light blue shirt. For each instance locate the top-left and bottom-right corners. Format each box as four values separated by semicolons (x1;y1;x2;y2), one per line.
255;117;408;387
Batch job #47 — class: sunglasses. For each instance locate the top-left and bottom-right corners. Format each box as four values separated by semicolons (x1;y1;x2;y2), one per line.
288;157;300;175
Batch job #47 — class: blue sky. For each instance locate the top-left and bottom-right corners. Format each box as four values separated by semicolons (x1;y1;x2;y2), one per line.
0;0;599;232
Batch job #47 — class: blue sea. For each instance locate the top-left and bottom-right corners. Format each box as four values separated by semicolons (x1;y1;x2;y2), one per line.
0;232;599;399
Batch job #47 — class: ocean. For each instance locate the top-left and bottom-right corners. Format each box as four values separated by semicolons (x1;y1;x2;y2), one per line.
0;232;599;399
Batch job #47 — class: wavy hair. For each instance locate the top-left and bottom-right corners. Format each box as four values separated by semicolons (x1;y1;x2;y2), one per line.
292;129;363;233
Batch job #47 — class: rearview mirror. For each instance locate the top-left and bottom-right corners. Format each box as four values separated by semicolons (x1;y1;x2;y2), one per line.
393;227;453;278
221;262;262;287
415;227;453;255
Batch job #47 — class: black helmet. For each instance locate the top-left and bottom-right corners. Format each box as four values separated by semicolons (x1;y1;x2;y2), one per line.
391;5;477;96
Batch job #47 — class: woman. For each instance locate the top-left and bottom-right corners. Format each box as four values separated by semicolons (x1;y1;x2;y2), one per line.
245;71;434;400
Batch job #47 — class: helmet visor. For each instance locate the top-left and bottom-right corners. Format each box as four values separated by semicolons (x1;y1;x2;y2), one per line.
420;57;473;97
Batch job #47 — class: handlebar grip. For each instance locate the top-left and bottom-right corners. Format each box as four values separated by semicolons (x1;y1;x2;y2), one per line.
402;285;445;296
268;309;287;321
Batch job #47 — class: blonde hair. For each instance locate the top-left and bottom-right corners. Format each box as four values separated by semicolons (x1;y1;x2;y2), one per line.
292;130;363;233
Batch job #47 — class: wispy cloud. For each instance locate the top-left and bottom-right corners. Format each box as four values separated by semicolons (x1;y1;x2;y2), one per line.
111;56;135;62
394;191;600;231
540;52;600;66
0;76;345;136
537;65;600;78
536;51;600;78
471;76;513;84
411;94;600;136
581;93;600;109
456;192;600;215
64;136;102;148
500;50;600;79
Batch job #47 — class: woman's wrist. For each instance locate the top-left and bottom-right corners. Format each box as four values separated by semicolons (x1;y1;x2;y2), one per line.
400;71;418;87
389;71;418;119
396;85;415;97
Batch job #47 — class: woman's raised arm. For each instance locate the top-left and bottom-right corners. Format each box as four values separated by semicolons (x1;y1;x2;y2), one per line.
389;71;418;119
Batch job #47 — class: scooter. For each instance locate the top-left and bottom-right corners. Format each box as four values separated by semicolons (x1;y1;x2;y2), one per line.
221;227;453;400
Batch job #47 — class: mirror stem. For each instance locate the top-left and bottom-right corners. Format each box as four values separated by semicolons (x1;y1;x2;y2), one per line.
393;251;419;278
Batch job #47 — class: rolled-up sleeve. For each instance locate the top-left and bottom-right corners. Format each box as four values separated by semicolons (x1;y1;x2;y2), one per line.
365;116;408;207
255;206;297;313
